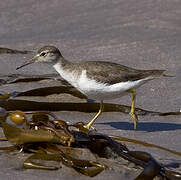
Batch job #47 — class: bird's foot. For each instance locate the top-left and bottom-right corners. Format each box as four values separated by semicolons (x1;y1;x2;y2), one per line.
84;124;96;131
72;122;96;134
130;112;138;130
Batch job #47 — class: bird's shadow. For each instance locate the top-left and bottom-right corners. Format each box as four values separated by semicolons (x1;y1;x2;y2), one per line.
97;121;181;132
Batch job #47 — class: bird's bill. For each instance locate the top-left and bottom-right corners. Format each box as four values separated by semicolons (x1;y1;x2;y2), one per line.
16;56;37;70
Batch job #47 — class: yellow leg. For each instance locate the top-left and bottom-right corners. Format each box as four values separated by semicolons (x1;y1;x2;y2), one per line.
85;101;104;130
127;89;138;130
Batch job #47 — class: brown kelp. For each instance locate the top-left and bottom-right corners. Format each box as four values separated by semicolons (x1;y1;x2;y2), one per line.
0;47;31;54
0;109;180;179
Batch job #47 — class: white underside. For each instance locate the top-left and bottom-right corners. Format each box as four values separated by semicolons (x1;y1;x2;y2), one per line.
53;63;150;100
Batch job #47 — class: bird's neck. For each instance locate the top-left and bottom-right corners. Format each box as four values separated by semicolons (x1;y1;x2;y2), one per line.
53;56;71;73
58;56;71;66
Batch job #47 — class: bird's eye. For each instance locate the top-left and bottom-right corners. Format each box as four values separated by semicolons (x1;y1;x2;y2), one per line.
40;52;46;56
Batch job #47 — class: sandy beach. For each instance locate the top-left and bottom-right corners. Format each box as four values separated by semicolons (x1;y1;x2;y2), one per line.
0;0;181;179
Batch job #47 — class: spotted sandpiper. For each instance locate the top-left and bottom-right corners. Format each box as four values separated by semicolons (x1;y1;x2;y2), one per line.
17;45;168;130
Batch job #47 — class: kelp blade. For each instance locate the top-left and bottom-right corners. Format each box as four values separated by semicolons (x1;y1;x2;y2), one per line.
2;121;62;145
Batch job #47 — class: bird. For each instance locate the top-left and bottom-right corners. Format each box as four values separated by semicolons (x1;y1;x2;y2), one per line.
16;45;168;131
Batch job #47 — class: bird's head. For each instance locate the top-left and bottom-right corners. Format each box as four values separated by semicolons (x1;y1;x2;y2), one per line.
16;46;62;70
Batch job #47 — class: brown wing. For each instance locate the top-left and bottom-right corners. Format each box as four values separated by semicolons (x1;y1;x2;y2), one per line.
77;61;165;85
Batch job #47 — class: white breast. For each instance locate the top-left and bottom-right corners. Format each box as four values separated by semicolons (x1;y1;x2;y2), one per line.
53;62;79;87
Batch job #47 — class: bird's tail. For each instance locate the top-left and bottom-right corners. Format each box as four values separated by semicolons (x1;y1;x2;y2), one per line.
162;73;175;78
146;70;175;79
